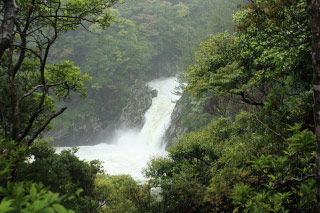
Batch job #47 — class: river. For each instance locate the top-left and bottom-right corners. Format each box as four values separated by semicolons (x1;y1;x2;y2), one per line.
57;77;180;181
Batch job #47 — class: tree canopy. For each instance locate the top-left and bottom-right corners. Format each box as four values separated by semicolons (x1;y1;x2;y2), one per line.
0;0;118;145
1;0;320;212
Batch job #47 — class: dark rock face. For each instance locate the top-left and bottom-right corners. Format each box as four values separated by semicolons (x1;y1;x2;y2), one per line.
164;93;190;149
49;80;157;147
48;116;104;147
151;89;158;98
119;80;157;129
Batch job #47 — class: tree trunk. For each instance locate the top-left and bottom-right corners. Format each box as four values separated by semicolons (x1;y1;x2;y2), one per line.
307;0;320;212
0;0;19;58
8;46;19;140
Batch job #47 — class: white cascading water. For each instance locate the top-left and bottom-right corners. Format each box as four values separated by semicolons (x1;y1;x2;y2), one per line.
57;77;180;181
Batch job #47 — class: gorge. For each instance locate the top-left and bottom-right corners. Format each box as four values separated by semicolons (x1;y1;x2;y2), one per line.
57;77;180;180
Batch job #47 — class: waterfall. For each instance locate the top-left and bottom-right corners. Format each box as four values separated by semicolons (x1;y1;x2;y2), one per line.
57;77;180;181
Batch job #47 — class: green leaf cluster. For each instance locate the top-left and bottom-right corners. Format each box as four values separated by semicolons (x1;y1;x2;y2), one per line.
0;136;73;212
0;182;74;213
14;141;103;212
145;114;316;212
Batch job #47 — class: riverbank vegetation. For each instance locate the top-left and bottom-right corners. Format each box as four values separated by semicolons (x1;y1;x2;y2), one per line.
143;0;318;212
1;0;320;212
48;0;242;146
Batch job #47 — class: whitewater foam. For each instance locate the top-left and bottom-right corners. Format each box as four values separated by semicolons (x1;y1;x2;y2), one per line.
56;77;180;181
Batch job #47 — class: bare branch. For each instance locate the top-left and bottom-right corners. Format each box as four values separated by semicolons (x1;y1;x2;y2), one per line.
272;175;315;190
253;112;287;142
12;0;35;74
18;81;67;104
27;107;67;146
17;108;43;142
11;44;41;59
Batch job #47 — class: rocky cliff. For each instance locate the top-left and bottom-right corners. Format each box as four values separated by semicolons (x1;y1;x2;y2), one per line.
119;80;157;129
164;93;190;148
49;80;156;147
48;116;105;147
164;92;221;149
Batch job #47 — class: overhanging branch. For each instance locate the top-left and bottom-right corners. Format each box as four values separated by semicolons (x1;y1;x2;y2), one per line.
27;107;67;146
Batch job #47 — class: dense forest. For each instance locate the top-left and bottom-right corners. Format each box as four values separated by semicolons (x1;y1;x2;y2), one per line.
1;0;320;212
48;0;241;146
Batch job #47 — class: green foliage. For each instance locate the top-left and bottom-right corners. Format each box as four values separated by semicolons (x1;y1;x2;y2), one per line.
0;139;27;186
45;61;92;99
187;32;238;97
141;1;316;211
15;141;103;212
186;0;312;122
145;113;316;212
95;175;139;212
181;111;213;130
1;1;315;213
145;118;232;212
0;182;74;213
0;135;104;212
174;92;216;131
94;174;160;213
50;0;243;134
0;136;73;212
0;0;120;144
0;2;120;210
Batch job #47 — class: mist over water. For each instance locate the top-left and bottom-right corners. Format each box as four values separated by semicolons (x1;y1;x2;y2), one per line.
57;77;180;181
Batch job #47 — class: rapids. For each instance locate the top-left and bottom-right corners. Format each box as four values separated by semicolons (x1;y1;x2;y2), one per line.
57;77;180;181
